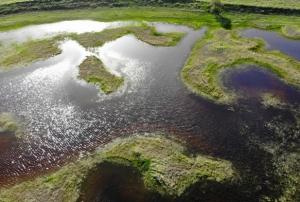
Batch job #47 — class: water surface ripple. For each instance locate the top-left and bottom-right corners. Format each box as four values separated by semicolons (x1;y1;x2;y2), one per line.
0;23;299;201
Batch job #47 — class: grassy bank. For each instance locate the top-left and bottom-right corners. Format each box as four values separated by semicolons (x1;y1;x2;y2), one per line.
0;133;235;201
1;7;300;35
181;28;300;103
200;0;300;10
0;0;29;5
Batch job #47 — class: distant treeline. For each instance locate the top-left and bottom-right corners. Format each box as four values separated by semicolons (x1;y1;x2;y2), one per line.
0;0;299;16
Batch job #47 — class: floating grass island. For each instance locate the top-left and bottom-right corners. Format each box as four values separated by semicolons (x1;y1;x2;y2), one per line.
78;56;124;94
182;28;300;103
0;133;235;201
0;113;21;139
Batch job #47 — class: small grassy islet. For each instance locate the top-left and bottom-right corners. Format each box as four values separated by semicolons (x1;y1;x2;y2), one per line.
78;56;124;94
0;112;21;138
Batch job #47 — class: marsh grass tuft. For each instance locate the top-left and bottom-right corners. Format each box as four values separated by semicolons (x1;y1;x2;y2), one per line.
0;113;22;138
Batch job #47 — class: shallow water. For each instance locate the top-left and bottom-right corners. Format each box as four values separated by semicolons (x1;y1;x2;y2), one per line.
0;22;299;201
241;28;300;61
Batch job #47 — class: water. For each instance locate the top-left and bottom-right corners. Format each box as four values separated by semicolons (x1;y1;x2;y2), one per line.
241;28;300;61
0;23;299;201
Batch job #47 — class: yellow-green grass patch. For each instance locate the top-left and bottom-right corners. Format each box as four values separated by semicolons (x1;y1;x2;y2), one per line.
0;133;235;201
182;28;300;103
78;56;124;94
0;38;62;71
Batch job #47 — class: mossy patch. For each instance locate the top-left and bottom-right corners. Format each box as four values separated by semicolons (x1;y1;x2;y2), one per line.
0;38;62;71
281;25;300;40
0;133;235;201
181;28;300;103
0;113;21;138
69;25;186;49
78;56;124;94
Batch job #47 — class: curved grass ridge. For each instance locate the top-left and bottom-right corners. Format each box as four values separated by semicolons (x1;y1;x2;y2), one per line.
0;133;234;201
181;28;300;103
104;135;234;196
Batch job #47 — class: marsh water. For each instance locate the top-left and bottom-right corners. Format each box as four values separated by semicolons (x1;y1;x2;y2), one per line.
0;22;300;201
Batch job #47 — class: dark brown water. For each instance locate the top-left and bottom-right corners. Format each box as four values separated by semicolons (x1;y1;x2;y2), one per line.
0;24;300;201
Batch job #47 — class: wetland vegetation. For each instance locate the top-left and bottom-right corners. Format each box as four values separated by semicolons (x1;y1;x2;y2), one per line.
0;38;61;71
0;0;300;201
78;56;124;94
182;28;300;103
0;134;234;201
0;113;21;139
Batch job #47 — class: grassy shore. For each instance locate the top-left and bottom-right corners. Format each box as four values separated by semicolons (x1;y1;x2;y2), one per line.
0;133;234;201
200;0;300;9
181;28;300;103
0;0;29;5
0;113;21;138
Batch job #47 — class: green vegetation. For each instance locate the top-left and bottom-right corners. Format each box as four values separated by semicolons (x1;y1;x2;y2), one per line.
0;113;21;138
2;7;300;33
78;56;124;94
0;38;61;71
281;25;300;40
71;25;186;48
104;135;234;196
200;0;300;9
182;28;300;103
0;0;29;5
0;133;234;201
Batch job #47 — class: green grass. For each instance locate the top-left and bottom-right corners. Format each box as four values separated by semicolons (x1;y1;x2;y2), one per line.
0;113;21;138
0;0;30;5
78;56;124;94
2;7;300;36
0;38;61;71
182;28;300;103
0;133;234;201
199;0;300;9
281;25;300;40
70;25;186;48
0;8;218;32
